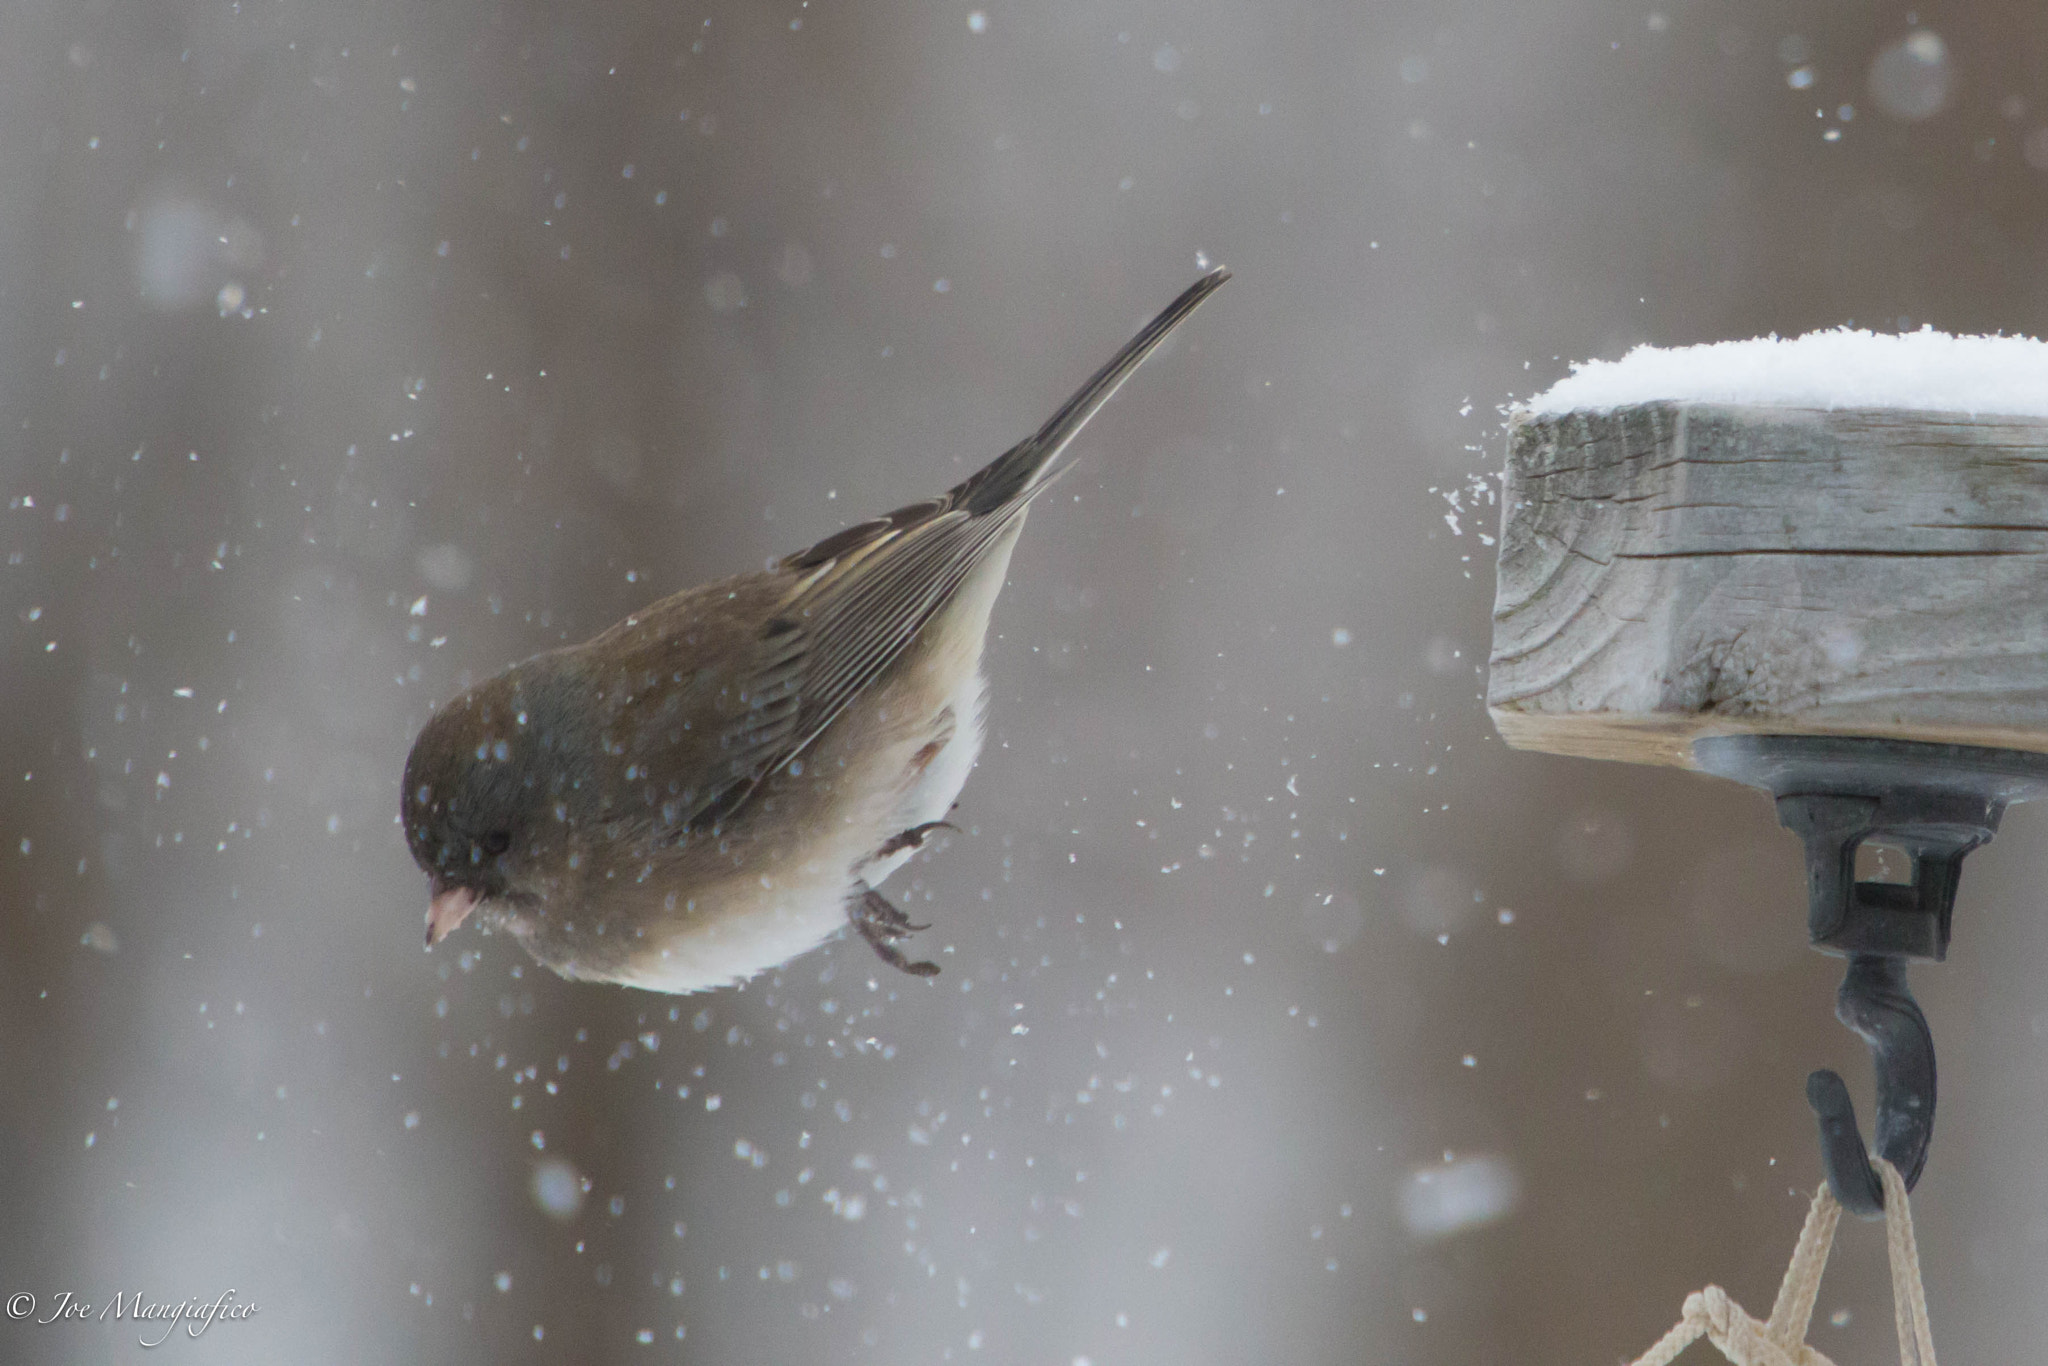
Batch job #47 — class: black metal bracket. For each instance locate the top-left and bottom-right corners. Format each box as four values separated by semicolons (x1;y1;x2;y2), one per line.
1694;734;2048;1217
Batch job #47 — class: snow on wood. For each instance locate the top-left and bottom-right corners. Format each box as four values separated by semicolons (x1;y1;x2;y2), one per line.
1525;329;2048;420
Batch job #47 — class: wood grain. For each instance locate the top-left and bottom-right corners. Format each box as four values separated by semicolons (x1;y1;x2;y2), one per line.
1487;403;2048;769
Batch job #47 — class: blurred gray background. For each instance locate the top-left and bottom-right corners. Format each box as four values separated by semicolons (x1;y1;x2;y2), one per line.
3;0;2047;1361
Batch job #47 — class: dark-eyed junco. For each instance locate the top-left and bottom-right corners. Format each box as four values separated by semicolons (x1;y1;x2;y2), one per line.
401;269;1228;992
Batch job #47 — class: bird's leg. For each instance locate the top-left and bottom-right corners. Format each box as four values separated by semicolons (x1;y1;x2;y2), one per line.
848;885;940;977
875;820;958;859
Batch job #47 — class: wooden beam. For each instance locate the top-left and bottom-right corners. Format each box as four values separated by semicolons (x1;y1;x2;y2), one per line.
1488;402;2048;769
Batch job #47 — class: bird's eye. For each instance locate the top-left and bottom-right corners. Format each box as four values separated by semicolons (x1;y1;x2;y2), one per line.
480;830;512;856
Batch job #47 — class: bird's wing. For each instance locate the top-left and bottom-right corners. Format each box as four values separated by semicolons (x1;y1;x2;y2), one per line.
709;269;1231;821
569;574;812;836
759;497;1021;774
577;506;999;840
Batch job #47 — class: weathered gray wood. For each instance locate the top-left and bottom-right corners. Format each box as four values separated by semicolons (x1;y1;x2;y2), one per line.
1488;403;2048;769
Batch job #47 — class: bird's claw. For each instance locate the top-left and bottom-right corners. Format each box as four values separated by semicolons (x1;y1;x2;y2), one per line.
876;820;958;860
850;887;940;977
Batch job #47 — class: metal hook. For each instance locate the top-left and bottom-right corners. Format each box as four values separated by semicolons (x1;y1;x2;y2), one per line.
1806;954;1934;1218
1693;735;2048;1218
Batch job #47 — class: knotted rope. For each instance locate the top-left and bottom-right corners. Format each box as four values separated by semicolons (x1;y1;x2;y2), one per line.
1624;1157;1935;1366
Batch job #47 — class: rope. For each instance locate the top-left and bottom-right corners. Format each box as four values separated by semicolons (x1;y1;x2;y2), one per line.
1876;1160;1936;1366
1621;1158;1935;1366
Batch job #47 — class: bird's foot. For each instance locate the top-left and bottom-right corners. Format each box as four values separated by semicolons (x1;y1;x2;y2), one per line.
849;886;940;977
876;820;958;860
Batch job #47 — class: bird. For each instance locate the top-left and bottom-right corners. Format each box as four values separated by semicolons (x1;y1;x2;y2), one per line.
400;268;1228;993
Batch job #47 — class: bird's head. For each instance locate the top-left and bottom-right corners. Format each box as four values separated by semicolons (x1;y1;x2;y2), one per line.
401;666;587;946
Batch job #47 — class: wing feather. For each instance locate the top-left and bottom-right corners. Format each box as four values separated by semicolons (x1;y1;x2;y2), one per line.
703;269;1229;822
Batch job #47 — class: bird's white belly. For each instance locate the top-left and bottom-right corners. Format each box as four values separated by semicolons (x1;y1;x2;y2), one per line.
859;663;988;887
605;872;861;993
607;666;988;995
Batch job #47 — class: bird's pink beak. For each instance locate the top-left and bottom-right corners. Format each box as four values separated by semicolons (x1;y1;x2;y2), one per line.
425;885;480;947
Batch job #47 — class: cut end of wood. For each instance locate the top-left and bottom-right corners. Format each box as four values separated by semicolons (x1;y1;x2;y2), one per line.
1488;401;2048;770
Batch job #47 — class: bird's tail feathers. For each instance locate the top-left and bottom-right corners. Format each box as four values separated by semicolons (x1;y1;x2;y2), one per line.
953;267;1229;518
